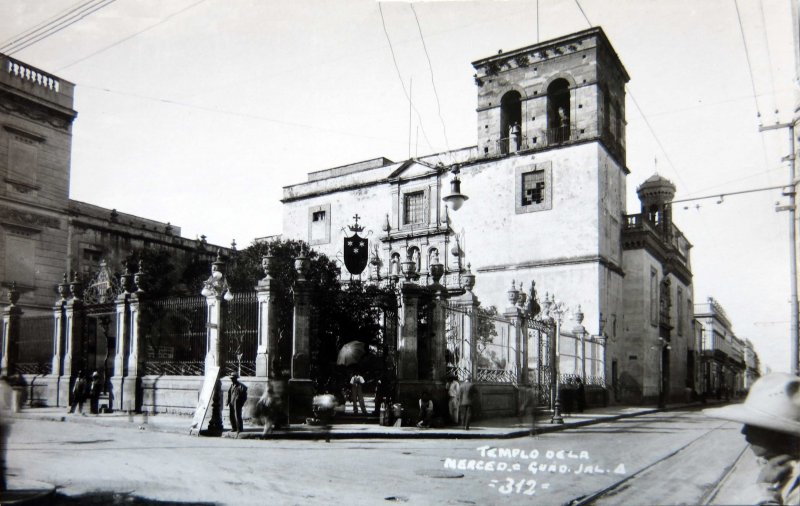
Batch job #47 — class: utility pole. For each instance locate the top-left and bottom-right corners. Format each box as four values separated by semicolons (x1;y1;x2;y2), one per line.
760;120;799;375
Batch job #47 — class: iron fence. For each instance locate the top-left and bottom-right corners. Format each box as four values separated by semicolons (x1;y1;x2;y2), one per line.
225;291;258;376
15;315;53;375
142;295;207;376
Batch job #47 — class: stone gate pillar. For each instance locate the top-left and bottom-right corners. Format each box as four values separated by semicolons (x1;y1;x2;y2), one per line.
49;275;69;406
428;261;448;382
1;283;22;377
503;291;525;384
201;252;228;434
288;254;313;422
255;253;279;378
111;268;132;412
398;282;423;381
59;274;84;407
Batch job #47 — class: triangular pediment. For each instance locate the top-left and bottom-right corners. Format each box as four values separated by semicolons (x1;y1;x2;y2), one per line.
387;159;440;180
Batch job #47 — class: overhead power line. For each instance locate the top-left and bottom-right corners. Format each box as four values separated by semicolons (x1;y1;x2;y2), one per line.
0;0;98;50
2;0;118;56
672;184;786;205
57;0;209;72
410;3;449;152
377;2;435;157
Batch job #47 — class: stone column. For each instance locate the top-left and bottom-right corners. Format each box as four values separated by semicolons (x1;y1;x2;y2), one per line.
398;283;423;381
428;262;449;382
59;274;84;407
451;267;479;380
111;268;133;412
202;253;227;435
288;254;313;422
255;253;279;378
1;284;22;377
50;275;69;406
122;263;150;413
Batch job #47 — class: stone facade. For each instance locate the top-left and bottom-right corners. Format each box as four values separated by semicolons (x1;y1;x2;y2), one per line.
281;28;697;405
694;297;748;399
0;52;226;315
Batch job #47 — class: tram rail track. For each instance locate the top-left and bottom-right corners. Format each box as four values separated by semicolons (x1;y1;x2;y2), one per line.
566;421;736;506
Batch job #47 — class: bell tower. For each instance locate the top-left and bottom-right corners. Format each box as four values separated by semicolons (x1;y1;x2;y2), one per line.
471;27;629;165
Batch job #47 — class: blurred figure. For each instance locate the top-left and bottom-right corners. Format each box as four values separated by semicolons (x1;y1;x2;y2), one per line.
446;376;460;425
0;376;13;492
254;385;286;436
417;391;433;428
460;377;475;430
226;373;248;433
519;383;539;436
350;371;366;415
704;373;800;505
68;371;87;415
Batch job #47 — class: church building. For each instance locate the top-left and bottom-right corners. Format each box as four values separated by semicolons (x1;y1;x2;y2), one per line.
281;28;696;404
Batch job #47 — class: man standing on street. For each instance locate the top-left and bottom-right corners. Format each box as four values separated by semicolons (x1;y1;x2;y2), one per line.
459;376;475;430
226;373;248;434
350;371;366;415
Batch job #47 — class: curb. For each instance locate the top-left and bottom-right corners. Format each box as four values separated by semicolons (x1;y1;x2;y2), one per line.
7;402;710;440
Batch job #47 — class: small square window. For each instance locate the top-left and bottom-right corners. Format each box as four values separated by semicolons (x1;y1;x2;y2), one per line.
308;204;331;245
312;211;326;223
521;170;546;206
515;163;552;214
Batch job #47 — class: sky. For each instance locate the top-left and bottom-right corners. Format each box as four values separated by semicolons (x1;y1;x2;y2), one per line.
0;0;796;373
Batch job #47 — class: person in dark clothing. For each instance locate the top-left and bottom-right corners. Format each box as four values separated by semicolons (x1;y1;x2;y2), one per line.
576;377;586;413
88;371;102;415
69;371;88;414
226;373;248;433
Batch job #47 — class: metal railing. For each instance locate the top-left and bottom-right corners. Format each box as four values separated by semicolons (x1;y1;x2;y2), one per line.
15;315;53;375
225;291;258;376
142;295;207;376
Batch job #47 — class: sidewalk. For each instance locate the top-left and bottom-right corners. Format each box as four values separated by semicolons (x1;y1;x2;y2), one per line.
6;401;720;440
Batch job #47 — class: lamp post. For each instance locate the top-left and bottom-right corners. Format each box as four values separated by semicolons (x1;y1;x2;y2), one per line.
547;294;567;424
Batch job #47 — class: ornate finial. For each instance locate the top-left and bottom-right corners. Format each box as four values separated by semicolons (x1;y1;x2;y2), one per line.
460;263;476;292
294;254;309;282
200;235;207;244
507;280;519;306
110;209;119;222
348;214;364;233
429;251;444;285
8;282;20;306
69;272;82;299
58;273;69;300
231;239;237;251
575;305;584;325
165;222;173;235
382;213;391;232
260;253;273;281
528;281;541;318
120;265;133;294
134;260;146;293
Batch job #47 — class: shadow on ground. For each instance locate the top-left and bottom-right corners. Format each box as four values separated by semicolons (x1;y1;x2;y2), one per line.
52;491;217;505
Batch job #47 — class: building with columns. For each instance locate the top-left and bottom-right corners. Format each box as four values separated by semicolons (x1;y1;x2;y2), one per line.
281;28;697;404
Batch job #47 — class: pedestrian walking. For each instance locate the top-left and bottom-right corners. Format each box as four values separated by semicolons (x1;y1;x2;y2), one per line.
350;371;366;415
704;373;800;505
68;371;88;415
88;371;102;415
447;376;460;425
226;372;248;433
459;377;475;430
